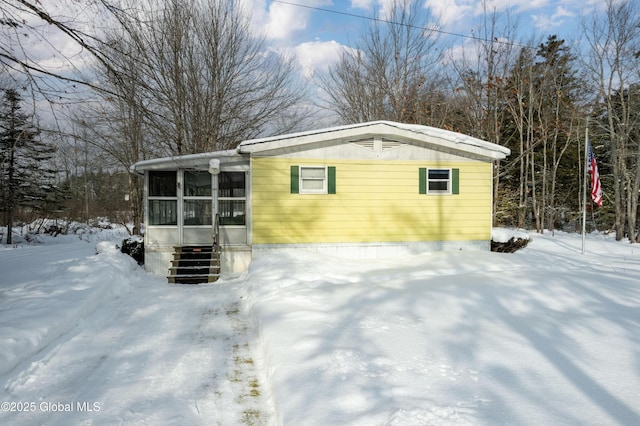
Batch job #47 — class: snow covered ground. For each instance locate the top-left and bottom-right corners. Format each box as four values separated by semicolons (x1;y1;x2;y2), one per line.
1;228;639;425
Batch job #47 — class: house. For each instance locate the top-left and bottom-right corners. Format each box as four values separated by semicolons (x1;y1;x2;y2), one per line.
131;121;510;283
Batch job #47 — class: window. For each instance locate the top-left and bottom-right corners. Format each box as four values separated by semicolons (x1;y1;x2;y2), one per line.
184;171;211;197
428;169;451;194
419;168;459;195
149;171;176;197
301;166;327;194
148;171;177;225
183;171;212;226
290;165;336;194
183;200;212;225
149;200;177;225
219;172;246;226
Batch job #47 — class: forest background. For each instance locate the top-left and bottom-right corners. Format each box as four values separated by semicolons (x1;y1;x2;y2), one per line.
1;0;640;243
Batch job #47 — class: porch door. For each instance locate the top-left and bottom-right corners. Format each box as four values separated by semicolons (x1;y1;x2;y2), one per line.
181;170;215;245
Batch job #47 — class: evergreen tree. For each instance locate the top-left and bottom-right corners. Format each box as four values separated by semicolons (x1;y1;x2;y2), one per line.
499;36;584;230
592;83;640;240
0;88;58;244
531;36;583;231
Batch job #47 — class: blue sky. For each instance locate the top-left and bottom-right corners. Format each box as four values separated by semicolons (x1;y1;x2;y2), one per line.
6;0;606;129
251;0;596;42
14;0;603;88
244;0;602;79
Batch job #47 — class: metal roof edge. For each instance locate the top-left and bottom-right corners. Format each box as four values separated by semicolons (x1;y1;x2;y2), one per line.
238;121;510;160
130;149;242;174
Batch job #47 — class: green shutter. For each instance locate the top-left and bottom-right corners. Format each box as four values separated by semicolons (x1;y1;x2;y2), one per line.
290;165;299;194
328;166;336;194
452;168;460;194
419;168;427;194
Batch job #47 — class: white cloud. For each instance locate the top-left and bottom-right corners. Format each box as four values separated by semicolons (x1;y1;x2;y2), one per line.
292;40;351;79
442;36;481;66
425;0;564;28
351;0;412;20
425;0;475;26
242;0;334;41
351;0;375;11
531;4;576;32
2;0;100;79
483;0;550;13
266;1;311;39
530;14;554;32
552;5;575;20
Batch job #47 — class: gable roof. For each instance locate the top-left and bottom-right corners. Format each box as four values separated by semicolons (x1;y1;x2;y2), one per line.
131;121;510;173
238;121;510;160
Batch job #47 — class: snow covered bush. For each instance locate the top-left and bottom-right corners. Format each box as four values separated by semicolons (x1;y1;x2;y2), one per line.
120;236;144;265
491;228;530;253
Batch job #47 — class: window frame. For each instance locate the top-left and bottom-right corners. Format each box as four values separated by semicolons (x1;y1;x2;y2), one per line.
299;165;328;195
181;171;213;227
427;168;452;195
183;171;212;197
218;171;247;226
419;167;459;195
147;171;178;226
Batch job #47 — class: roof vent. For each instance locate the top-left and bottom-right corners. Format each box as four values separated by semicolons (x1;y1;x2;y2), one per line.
351;139;375;151
381;139;404;151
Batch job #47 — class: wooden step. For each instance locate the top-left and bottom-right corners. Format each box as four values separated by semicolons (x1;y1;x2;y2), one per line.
168;245;221;284
169;265;220;275
171;258;212;267
174;245;214;251
173;251;218;260
168;274;220;284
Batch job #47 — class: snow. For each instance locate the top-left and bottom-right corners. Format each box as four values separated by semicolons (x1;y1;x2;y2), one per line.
1;228;640;425
491;227;530;243
237;121;510;160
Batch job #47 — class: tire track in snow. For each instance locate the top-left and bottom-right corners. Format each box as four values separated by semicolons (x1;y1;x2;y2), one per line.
1;275;275;425
208;300;274;426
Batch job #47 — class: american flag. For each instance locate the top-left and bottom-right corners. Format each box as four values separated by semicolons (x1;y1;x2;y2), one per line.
587;142;603;207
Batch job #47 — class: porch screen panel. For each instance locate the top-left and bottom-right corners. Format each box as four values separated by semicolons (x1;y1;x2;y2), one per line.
183;200;212;225
184;172;211;196
149;200;177;225
149;171;176;196
219;172;246;226
148;171;177;225
183;171;212;226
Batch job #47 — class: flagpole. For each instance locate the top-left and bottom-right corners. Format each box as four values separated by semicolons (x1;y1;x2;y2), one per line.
581;119;589;254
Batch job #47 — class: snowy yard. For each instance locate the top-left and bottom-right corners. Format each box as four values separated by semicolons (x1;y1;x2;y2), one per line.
1;228;639;425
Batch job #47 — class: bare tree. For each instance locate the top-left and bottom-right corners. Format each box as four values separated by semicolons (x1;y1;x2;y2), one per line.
447;1;521;225
533;36;583;233
106;0;310;155
73;29;157;234
1;0;119;100
503;46;537;228
320;0;444;124
581;0;640;241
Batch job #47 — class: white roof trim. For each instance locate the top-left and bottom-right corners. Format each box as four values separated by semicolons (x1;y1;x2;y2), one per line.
130;121;510;173
130;149;241;173
238;121;510;160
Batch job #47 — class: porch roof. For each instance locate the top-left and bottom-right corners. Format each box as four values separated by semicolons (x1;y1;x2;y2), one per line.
130;149;243;174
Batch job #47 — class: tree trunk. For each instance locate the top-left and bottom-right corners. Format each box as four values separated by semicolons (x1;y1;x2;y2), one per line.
530;148;541;232
631;140;640;242
129;173;144;236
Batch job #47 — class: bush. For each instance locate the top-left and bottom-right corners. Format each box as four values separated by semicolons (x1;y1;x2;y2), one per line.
491;237;529;253
121;237;144;265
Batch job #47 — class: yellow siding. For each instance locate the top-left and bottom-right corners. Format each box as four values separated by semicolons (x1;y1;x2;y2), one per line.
251;158;493;244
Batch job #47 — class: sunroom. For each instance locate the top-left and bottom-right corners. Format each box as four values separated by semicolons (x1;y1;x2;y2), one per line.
131;150;251;280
